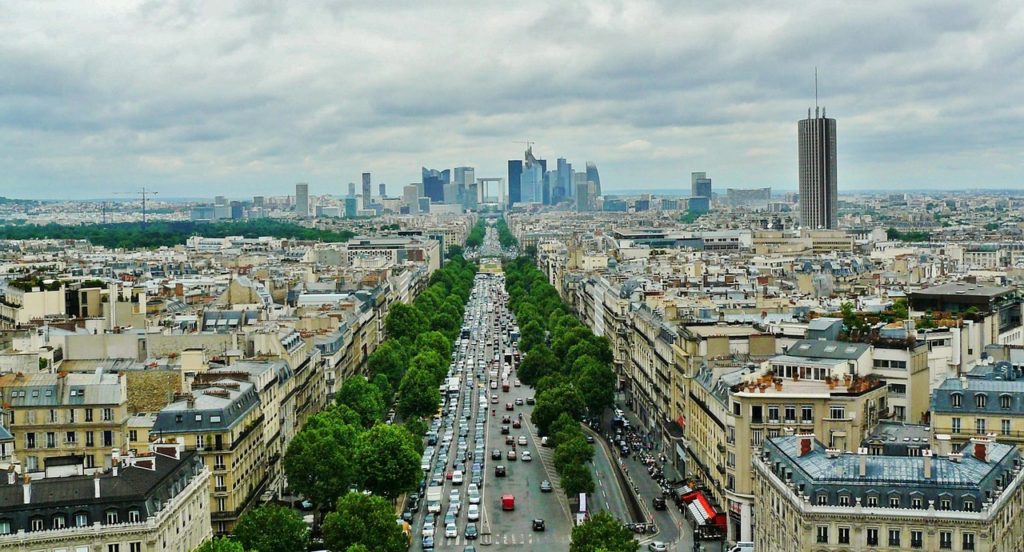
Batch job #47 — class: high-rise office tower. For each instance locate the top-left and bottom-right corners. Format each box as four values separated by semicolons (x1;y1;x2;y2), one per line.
348;182;356;197
691;172;712;199
403;184;419;213
421;167;450;203
453;166;475;206
252;196;265;207
507;160;522;206
799;106;837;229
214;195;227;206
574;172;592;212
520;147;544;203
554;158;571;203
295;183;309;218
362;173;372;209
543;170;555;205
585;162;601;197
379;183;386;198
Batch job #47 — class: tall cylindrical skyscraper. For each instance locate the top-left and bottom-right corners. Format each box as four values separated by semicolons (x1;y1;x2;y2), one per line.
798;107;837;229
295;183;309;218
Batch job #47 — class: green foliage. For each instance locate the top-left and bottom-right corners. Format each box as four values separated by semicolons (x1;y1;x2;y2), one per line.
414;331;451;361
355;424;422;499
678;210;701;224
366;340;409;389
570;511;638;552
397;366;441;420
284;406;361;511
335;377;386;429
886;227;930;242
194;538;245;552
560;461;596;496
446;244;465;259
384;303;429;342
0;219;356;249
233;505;309;552
517;344;558;386
532;384;586;435
575;357;616;416
495;217;517;248
322;492;409;552
410;350;447;386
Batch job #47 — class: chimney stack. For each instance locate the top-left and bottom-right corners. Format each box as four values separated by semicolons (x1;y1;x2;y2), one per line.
922;448;933;479
6;465;14;485
971;435;994;463
798;434;815;457
858;447;868;477
935;434;952;457
960;375;969;390
22;473;31;504
94;471;102;498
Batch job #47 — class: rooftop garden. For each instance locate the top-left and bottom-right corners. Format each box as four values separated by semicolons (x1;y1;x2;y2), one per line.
7;275;63;292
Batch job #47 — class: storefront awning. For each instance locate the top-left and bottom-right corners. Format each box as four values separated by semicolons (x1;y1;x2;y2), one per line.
687;501;708;526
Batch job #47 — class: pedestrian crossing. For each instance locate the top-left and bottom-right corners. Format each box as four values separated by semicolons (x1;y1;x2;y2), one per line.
437;533;563;547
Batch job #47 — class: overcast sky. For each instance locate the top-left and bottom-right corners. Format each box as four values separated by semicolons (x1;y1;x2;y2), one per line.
2;1;1022;199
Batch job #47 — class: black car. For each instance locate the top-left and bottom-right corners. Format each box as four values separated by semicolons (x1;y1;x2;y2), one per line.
495;465;507;477
491;449;502;460
501;425;510;435
585;435;595;444
652;496;667;511
401;510;413;522
526;397;535;405
407;493;420;512
532;519;546;531
539;480;552;492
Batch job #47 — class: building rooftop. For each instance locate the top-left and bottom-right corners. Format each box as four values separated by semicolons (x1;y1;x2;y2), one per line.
911;282;1012;299
152;380;259;434
785;339;870;361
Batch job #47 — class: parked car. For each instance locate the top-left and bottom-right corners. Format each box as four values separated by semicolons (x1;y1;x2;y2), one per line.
495;465;506;477
532;519;545;531
539;480;553;492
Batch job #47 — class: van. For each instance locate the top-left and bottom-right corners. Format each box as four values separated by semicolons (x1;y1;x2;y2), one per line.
501;494;515;511
727;543;754;552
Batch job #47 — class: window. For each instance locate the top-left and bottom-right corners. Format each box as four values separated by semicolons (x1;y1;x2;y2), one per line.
838;527;849;544
1001;394;1012;409
963;499;974;511
74;512;89;527
889;529;901;546
751;406;763;423
46;432;56;448
829;405;845;419
103;431;113;447
951;417;961;434
130;543;142;552
889;496;900;507
911;530;923;548
66;431;76;444
86;431;94;447
103;408;113;421
733;402;741;416
912;497;923;509
801;405;813;422
816;494;828;505
816;526;828;543
217;497;226;512
85;454;96;468
49;409;57;422
26;432;35;449
105;510;119;524
962;532;975;550
767;406;779;423
52;514;66;529
975;394;987;408
108;545;120;552
784;406;796;422
1003;419;1011;435
867;528;879;546
69;409;76;423
939;531;952;549
951;393;962;408
866;495;878;507
211;415;221;423
31;517;44;531
976;418;986;434
85;409;93;422
128;510;141;523
0;520;9;535
838;494;850;506
940;498;951;510
129;430;138;442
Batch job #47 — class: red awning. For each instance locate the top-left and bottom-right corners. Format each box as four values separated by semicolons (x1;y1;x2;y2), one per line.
682;491;727;530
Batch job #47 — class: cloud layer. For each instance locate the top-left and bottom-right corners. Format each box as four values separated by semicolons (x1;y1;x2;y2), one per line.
1;0;1022;198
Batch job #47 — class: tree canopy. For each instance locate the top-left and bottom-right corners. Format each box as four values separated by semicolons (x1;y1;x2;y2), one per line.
322;492;409;552
355;424;422;499
233;504;309;552
335;376;386;429
570;511;637;552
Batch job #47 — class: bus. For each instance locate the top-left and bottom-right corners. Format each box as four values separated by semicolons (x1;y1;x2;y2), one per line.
576;493;588;526
446;376;460;397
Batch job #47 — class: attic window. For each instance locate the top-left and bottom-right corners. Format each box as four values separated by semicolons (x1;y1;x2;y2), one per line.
70;390;78;397
195;414;203;422
799;344;811;350
211;416;221;423
824;345;838;353
845;347;857;354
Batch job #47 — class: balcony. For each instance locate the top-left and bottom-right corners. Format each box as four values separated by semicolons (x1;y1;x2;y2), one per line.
214;485;228;493
716;443;726;453
214;464;227;471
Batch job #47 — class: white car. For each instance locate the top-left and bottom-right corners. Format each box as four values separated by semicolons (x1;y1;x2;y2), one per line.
445;523;458;538
518;435;527;446
452;470;464;485
468;504;480;521
468;484;481;504
521;450;532;462
422;521;435;538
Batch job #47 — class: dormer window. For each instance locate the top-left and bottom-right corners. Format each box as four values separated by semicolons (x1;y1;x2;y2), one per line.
975;394;987;408
951;393;962;408
1000;394;1012;409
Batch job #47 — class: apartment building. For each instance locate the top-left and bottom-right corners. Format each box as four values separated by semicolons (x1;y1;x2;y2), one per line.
0;371;128;473
754;433;1024;552
0;279;66;329
931;362;1024;450
0;442;211;552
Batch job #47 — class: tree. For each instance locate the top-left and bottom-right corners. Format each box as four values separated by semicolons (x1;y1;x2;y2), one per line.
397;366;441;420
366;340;409;389
517;345;558;386
410;350;446;385
322;492;409;552
336;376;386;428
194;538;245;552
575;359;616;416
552;327;594;359
447;245;464;259
385;302;428;342
533;384;585;435
430;312;458;336
891;299;909;321
234;505;309;552
570;511;637;552
554;435;594;473
560;461;596;496
519;320;546;352
414;331;451;362
284;409;360;511
549;412;582;447
355;424;421;499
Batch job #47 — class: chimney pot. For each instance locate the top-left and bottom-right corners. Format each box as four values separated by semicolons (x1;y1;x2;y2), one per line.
923;448;933;479
22;474;31;504
798;434;815;457
94;471;102;498
857;447;868;477
6;466;14;485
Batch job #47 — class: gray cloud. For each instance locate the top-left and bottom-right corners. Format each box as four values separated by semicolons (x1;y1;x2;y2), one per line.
0;0;1022;198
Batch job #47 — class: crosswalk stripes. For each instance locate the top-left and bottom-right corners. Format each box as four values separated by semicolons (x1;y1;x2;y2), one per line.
438;533;543;547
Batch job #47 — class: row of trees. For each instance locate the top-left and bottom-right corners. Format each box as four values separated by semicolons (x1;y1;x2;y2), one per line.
503;256;617;498
226;253;478;552
464;218;486;248
0;219;357;249
494;217;516;249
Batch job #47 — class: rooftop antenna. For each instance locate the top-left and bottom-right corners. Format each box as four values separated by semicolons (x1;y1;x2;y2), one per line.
814;67;819;118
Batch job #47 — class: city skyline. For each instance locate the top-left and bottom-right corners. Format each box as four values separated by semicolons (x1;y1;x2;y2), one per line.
2;2;1022;199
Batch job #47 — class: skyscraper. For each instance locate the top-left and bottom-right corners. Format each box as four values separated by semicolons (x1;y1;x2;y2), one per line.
554;158;571;204
403;184;419;213
453;166;475;206
585;162;601;197
379;183;386;198
348;182;356;197
574;172;592;212
362;173;372;209
798;106;837;229
520;147;544;203
691;172;712;199
295;183;309;218
422;167;450;203
507;160;522;206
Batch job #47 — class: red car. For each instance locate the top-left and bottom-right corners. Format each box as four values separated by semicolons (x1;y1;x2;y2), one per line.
446;470;454;480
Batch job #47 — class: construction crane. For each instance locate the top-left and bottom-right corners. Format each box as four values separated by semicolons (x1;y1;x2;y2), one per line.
113;187;159;225
512;140;535;150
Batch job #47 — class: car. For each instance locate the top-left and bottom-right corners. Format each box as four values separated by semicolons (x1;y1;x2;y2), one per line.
515;398;524;405
452;470;464;484
585;435;595;444
521;450;532;462
517;435;527;446
501;415;511;423
401;510;413;522
505;402;514;411
422;535;435;550
501;494;515;510
505;435;514;445
648;542;668;552
423;521;436;538
515;379;522;387
652;496;667;510
501;425;510;435
471;474;483;487
406;493;420;512
539;480;553;492
491;395;498;404
462;545;476;552
491;448;502;459
512;419;522;428
540;436;550;447
445;523;458;538
468;503;480;521
507;450;517;461
444;512;456;526
446;470;454;480
464;523;478;539
532;518;546;531
526;397;535;405
495;465;506;477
